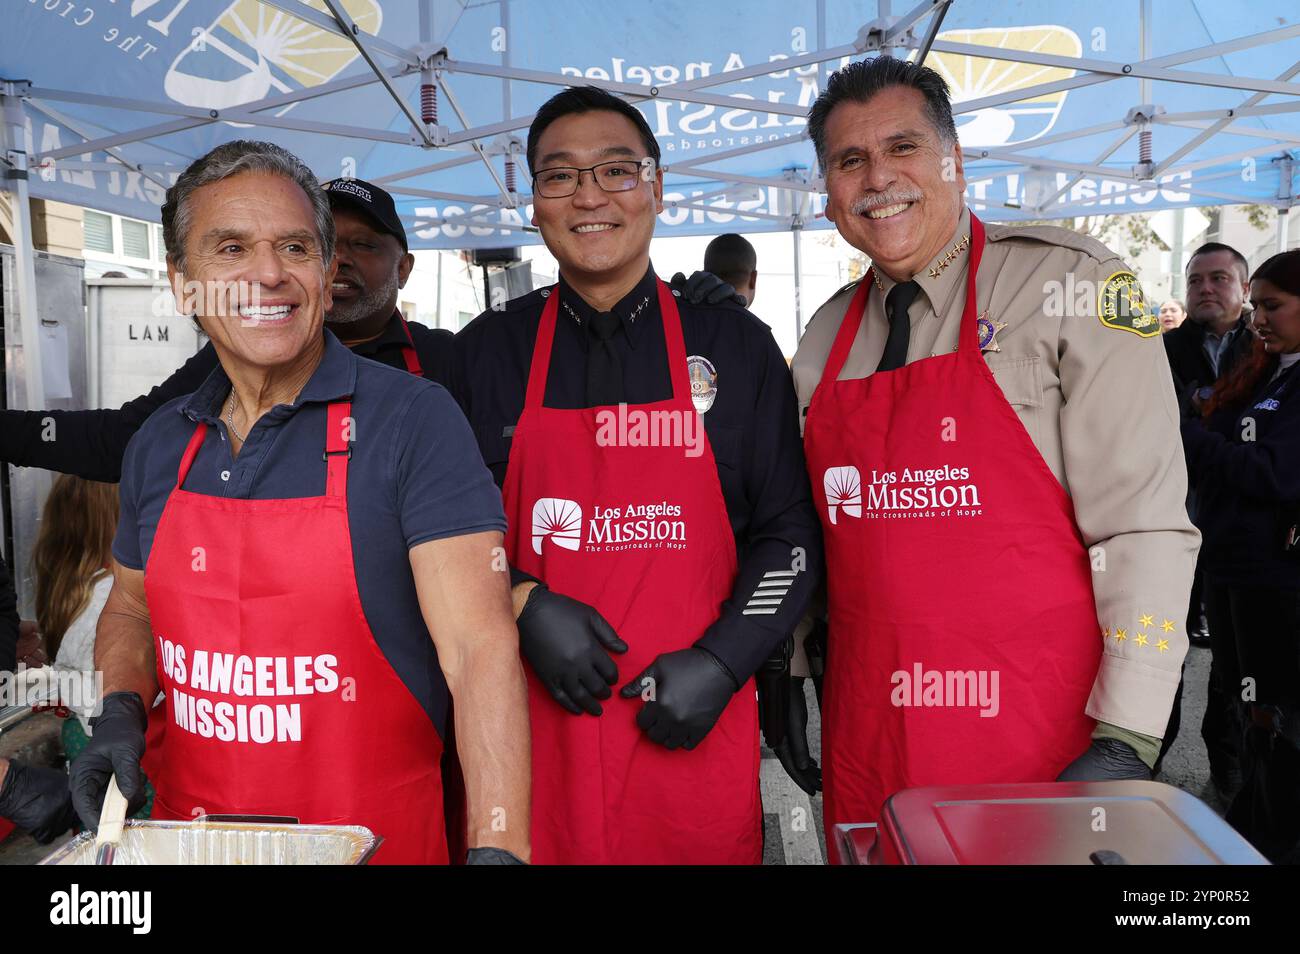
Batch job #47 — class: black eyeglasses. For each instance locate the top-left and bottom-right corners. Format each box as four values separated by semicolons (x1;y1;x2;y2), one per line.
532;158;656;198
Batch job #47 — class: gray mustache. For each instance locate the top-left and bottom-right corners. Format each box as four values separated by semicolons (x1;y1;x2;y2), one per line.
851;191;923;215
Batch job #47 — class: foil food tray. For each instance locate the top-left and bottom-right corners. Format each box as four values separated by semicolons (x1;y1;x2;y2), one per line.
41;818;380;865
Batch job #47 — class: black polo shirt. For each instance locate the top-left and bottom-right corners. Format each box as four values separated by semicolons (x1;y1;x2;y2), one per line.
451;265;822;683
0;312;452;483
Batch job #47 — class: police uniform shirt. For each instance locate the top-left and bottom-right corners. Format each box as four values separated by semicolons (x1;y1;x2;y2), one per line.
113;331;504;737
0;311;453;484
792;207;1200;739
452;265;822;684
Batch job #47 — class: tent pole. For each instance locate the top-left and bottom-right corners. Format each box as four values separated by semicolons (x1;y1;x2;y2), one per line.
792;220;804;340
1;87;47;412
1279;157;1295;253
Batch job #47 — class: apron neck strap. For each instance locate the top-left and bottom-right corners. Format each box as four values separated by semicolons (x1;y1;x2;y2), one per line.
325;400;353;498
176;400;354;495
816;212;988;388
523;278;690;410
175;423;207;488
956;213;987;356
398;317;424;377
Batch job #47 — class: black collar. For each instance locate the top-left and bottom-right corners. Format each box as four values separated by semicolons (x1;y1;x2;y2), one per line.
344;310;408;357
557;265;658;350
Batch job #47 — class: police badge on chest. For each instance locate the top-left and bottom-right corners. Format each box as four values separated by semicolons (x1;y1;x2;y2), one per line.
687;355;718;414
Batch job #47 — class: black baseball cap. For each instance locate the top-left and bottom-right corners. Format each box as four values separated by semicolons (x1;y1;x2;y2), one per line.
320;177;408;252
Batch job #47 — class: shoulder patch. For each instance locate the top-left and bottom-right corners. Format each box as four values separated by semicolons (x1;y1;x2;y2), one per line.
1098;271;1160;338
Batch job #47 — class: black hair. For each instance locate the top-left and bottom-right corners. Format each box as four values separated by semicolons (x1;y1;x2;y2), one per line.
1251;249;1300;296
704;233;757;287
1187;242;1250;282
807;56;958;170
527;85;660;173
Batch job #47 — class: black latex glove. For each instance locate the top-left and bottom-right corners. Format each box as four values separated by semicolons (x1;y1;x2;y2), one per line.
1056;737;1153;782
619;647;738;750
0;760;77;844
466;846;527;864
70;691;148;830
772;677;821;795
669;270;745;306
517;584;628;716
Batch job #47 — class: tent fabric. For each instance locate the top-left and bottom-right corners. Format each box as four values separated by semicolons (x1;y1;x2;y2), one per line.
4;0;1299;250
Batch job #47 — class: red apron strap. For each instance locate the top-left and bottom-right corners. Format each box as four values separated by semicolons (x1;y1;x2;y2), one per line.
398;318;424;377
956;214;987;356
523;287;561;411
655;279;692;405
325;400;353;498
816;278;872;392
175;423;208;488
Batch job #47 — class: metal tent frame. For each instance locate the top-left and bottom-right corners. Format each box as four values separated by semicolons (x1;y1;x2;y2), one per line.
5;0;1300;398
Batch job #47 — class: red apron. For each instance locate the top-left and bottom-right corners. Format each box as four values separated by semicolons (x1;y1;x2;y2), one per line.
803;215;1100;859
140;324;423;791
502;279;761;864
144;400;447;864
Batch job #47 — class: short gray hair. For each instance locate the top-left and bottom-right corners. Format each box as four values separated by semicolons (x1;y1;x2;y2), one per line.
162;140;334;272
807;56;959;171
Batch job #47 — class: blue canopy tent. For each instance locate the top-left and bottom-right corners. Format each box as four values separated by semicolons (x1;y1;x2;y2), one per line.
3;0;1300;408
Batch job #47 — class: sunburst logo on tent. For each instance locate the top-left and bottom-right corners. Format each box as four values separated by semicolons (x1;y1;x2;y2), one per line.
823;466;862;525
532;498;583;555
164;0;383;115
928;25;1082;148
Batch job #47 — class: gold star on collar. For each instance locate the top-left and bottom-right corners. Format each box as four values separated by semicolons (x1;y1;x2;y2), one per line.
927;233;970;280
1156;639;1170;653
1161;619;1176;633
1139;613;1154;629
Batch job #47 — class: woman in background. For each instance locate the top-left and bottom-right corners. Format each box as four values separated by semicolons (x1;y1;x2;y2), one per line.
1160;298;1187;332
1181;250;1300;863
33;475;154;817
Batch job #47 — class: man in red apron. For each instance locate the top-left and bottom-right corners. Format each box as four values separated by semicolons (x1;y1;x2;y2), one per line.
452;87;822;863
69;141;531;864
793;58;1200;859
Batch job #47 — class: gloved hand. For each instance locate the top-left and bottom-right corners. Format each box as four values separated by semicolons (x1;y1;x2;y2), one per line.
70;691;148;830
466;846;527;864
619;647;738;750
772;677;821;795
517;584;627;716
1056;737;1153;782
0;759;77;844
669;271;745;307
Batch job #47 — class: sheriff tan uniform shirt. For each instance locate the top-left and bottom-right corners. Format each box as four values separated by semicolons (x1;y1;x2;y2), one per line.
792;206;1200;739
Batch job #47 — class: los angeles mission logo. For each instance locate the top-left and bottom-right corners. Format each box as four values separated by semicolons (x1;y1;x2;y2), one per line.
823;465;984;522
532;497;688;554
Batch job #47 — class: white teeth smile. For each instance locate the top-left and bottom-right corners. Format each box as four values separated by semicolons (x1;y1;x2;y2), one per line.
575;224;615;233
866;203;911;219
239;305;293;319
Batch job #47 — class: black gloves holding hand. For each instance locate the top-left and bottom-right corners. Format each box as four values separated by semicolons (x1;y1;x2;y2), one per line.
669;271;746;307
620;647;738;750
69;690;148;830
0;759;77;844
517;584;628;716
1056;737;1153;782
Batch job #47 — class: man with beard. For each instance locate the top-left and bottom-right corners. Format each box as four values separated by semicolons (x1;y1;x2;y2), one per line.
791;57;1199;856
0;178;448;482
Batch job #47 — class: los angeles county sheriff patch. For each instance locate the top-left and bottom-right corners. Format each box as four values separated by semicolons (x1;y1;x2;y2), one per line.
1098;271;1160;337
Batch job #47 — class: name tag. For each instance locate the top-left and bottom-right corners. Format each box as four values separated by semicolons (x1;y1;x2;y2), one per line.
502;425;516;437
